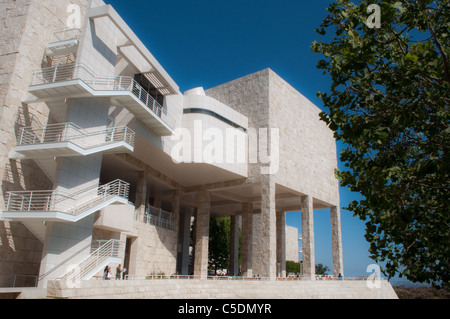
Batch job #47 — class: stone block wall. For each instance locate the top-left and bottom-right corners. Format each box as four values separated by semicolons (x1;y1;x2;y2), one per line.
0;0;88;285
206;69;340;207
132;220;178;277
47;278;399;299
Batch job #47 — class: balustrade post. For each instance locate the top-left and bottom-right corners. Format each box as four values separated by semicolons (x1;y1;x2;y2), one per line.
53;66;58;83
6;193;11;211
20;196;25;211
28;192;33;211
19;128;24;145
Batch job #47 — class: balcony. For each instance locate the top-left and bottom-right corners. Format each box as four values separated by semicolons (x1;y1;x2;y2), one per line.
137;205;174;231
29;63;176;136
46;27;82;57
15;122;135;158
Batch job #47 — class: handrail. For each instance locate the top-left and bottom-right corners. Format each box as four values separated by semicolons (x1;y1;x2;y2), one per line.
135;205;174;231
30;63;176;129
5;179;130;215
62;239;123;282
38;241;93;281
123;274;386;282
49;27;81;44
18;122;135;150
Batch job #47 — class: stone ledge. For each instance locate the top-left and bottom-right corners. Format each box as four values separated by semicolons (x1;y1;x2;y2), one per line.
46;279;398;299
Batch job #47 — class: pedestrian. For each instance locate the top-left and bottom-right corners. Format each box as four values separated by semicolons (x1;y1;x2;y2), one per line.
116;264;123;280
103;266;109;280
103;266;112;280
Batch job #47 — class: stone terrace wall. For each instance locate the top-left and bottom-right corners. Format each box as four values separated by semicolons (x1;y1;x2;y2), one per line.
132;220;178;277
47;279;399;299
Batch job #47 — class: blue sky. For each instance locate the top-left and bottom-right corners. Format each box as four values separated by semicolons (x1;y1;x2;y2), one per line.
104;0;379;278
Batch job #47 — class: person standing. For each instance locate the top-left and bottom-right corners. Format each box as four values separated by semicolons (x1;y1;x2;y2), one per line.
116;264;123;280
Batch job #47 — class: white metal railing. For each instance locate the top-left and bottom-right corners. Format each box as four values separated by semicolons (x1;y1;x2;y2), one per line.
18;122;135;150
49;27;82;44
62;239;124;282
5;179;130;216
122;274;386;282
30;63;176;130
136;205;174;231
39;242;93;282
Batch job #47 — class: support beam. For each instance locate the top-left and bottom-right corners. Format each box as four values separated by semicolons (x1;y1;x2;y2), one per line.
177;207;193;275
135;171;148;219
193;191;210;279
241;202;253;277
301;195;315;279
229;215;240;276
330;206;344;277
256;175;277;279
276;211;286;278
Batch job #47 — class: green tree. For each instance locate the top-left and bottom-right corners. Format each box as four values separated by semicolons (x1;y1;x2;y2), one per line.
208;217;231;272
312;0;449;288
315;264;330;276
286;260;301;273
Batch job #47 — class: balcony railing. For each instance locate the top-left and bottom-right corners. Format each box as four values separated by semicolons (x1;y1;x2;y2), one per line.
136;205;174;231
49;27;82;44
18;122;135;150
30;63;175;130
5;179;130;216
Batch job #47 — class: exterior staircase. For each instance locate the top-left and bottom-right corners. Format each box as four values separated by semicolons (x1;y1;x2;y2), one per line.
9;123;135;183
1;179;130;242
38;239;124;284
62;239;123;282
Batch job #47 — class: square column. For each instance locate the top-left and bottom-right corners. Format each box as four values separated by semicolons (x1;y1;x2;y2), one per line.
241;202;253;277
135;171;148;218
276;211;286;278
193;191;210;279
177;207;193;275
229;215;240;276
301;195;315;279
257;175;277;279
172;189;181;233
330;206;344;277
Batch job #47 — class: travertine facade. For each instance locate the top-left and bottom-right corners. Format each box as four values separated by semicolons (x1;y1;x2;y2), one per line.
46;278;399;299
286;226;299;262
0;0;360;299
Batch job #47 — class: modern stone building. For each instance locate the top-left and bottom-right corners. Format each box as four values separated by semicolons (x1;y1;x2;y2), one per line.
0;0;345;293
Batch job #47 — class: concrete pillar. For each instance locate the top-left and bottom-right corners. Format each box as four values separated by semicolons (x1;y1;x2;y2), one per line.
241;202;253;277
172;189;181;232
177;207;193;275
276;211;286;278
330;206;344;277
38;98;109;287
229;215;240;276
193;191;210;279
258;174;277;279
135;171;147;218
301;195;315;279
